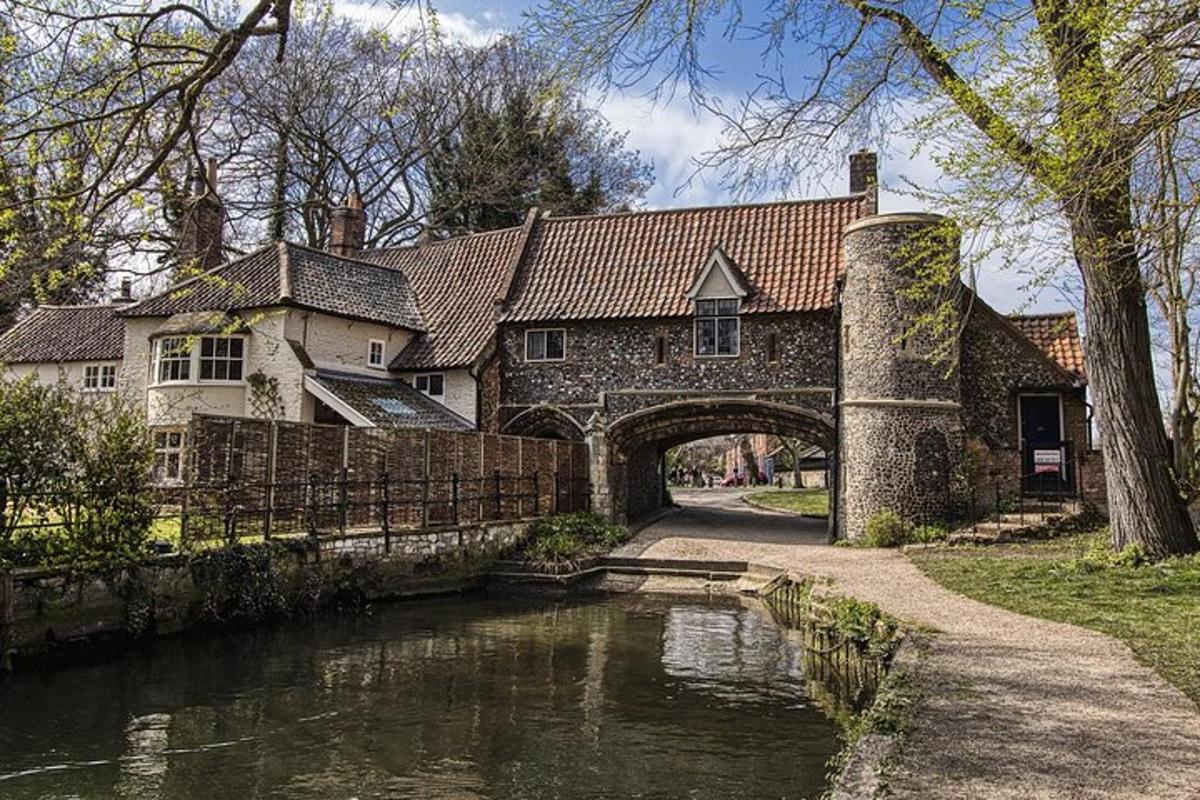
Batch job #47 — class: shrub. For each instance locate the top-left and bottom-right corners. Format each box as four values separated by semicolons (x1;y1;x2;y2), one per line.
521;512;629;566
58;397;155;558
825;595;900;657
862;510;913;548
910;523;949;544
1060;533;1152;573
524;531;584;563
0;375;156;567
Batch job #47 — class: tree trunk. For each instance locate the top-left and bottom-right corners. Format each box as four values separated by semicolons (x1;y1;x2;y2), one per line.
1071;190;1199;557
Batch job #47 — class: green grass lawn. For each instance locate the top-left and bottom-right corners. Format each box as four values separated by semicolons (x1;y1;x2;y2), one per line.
911;533;1200;704
743;488;830;516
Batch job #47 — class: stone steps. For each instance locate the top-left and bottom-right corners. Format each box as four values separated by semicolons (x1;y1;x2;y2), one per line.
941;503;1077;546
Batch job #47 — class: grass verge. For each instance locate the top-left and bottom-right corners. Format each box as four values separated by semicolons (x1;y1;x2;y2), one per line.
911;532;1200;704
743;488;830;516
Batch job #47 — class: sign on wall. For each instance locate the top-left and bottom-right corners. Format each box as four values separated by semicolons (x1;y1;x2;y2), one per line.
1033;449;1062;474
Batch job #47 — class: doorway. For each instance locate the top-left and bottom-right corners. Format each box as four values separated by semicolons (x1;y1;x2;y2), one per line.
1019;394;1073;495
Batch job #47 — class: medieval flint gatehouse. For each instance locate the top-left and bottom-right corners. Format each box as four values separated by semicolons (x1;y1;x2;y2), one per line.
0;152;1100;538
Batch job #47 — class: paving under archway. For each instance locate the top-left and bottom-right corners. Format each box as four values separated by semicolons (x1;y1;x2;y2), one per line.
596;397;836;524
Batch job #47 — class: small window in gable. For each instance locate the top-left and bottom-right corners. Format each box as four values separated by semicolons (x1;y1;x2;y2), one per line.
525;329;566;362
415;373;445;398
368;339;386;368
694;299;740;357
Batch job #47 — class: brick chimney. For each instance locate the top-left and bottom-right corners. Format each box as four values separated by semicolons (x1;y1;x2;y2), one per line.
177;158;224;271
849;150;878;214
329;194;366;256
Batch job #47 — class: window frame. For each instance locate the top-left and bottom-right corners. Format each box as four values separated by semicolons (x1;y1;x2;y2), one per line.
524;328;567;362
693;298;740;358
197;336;245;382
82;363;118;392
152;428;186;485
152;334;247;387
154;337;193;385
414;372;446;399
367;339;386;369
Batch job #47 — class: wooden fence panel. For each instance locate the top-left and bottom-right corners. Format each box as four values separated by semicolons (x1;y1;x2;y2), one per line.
178;416;593;540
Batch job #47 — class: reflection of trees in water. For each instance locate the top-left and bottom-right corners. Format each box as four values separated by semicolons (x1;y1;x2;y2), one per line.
660;605;806;704
1;597;842;799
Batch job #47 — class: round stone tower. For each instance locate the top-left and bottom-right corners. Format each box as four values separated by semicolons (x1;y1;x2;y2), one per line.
837;213;963;539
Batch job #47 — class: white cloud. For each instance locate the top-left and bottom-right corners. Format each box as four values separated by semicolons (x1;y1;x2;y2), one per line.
596;90;734;209
329;1;502;46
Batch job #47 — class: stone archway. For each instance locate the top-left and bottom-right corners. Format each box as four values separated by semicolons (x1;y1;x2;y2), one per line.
502;404;586;441
594;398;836;524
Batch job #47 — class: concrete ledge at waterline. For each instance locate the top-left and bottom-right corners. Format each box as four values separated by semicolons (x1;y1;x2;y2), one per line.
486;555;787;594
827;635;927;800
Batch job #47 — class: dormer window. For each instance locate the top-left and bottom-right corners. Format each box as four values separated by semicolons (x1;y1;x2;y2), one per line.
686;246;749;359
695;299;740;357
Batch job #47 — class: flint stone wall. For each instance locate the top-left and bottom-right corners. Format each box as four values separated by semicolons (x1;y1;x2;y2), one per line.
498;313;837;430
838;215;963;538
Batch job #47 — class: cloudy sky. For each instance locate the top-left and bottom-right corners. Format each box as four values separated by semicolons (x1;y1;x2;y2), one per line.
325;0;1079;318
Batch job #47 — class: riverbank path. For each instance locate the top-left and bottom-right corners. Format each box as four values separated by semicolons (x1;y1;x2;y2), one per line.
614;489;1200;799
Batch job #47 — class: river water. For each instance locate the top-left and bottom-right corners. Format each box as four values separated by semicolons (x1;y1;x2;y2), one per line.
0;594;845;799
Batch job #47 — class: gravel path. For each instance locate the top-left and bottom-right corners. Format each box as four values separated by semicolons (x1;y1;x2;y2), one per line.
618;490;1200;799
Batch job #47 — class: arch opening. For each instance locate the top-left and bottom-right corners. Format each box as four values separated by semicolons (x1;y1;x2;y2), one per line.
601;399;836;525
502;405;586;441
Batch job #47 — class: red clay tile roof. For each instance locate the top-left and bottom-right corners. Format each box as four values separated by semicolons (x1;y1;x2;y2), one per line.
359;226;528;370
124;242;424;330
0;304;125;363
1008;312;1086;379
503;197;869;322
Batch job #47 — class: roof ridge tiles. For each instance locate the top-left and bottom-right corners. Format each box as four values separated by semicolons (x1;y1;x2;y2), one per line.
536;193;867;224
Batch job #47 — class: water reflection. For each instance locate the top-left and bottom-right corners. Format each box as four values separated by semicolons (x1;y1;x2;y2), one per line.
0;594;844;799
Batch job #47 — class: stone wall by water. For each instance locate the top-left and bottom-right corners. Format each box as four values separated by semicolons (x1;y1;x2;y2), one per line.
1;520;530;670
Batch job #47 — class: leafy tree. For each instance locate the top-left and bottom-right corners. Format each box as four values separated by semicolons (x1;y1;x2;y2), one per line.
0;374;155;566
424;40;651;236
0;1;296;317
531;0;1200;557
